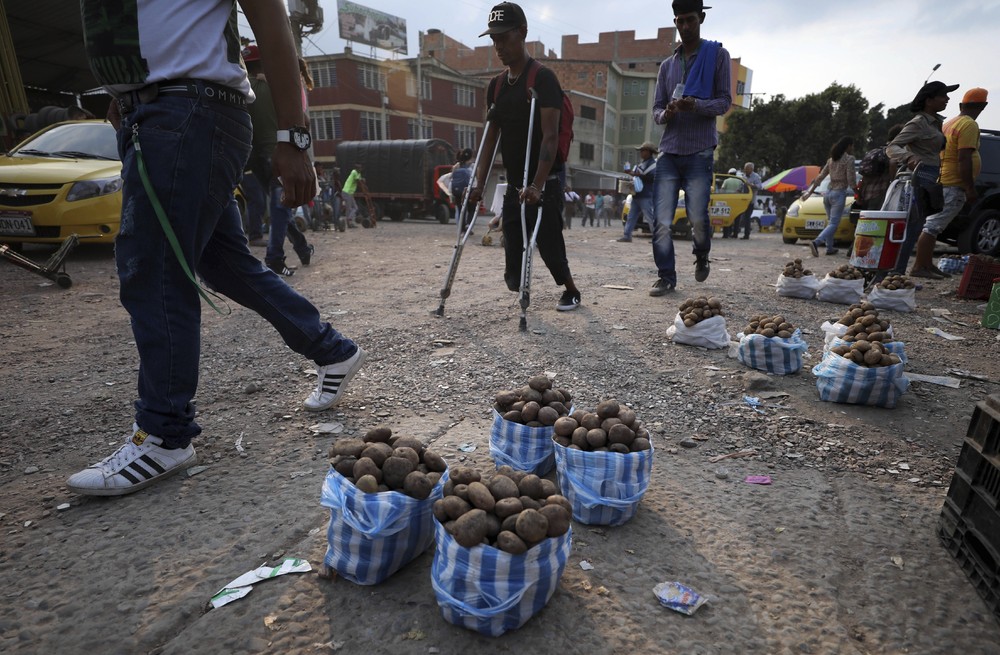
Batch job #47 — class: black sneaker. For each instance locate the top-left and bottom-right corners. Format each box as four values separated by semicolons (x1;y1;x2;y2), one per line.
556;289;581;311
267;260;295;277
298;244;315;266
809;241;819;257
824;248;840;256
649;278;675;296
617;236;632;242
695;257;710;282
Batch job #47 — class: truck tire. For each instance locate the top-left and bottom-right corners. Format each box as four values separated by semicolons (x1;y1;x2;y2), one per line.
434;203;449;224
957;208;1000;256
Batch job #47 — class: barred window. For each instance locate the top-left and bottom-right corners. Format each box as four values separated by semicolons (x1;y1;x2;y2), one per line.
580;105;597;121
360;111;383;140
358;64;385;91
454;83;476;107
310;110;342;141
579;142;595;161
309;61;338;88
407;117;433;139
454;124;476;151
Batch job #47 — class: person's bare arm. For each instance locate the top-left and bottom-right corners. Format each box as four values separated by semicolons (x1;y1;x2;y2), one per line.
958;148;978;204
239;0;315;207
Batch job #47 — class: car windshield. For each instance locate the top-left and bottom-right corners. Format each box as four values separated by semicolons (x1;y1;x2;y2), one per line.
11;122;119;161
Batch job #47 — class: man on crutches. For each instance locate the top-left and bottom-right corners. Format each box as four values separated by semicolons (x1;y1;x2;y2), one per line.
470;2;582;328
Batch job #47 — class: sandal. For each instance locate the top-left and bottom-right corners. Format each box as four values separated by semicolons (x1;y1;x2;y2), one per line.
909;267;944;280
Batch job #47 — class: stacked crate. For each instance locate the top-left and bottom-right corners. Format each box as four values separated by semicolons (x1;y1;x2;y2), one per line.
939;393;1000;623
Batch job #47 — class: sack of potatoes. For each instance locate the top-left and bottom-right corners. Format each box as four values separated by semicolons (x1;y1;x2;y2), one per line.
876;274;915;291
321;426;450;585
490;375;574;476
813;342;909;408
835;301;893;343
431;465;573;636
828;264;864;280
868;274;917;313
737;315;808;375
677;296;724;328
829;340;902;368
776;259;820;299
552;400;655;526
817;264;865;304
782;259;813;279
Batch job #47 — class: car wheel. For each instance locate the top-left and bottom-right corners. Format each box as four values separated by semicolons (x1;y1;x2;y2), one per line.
957;208;1000;256
782;236;798;245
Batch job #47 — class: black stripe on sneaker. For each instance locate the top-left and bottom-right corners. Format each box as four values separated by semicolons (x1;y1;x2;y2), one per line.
321;375;345;393
139;455;167;475
119;468;143;485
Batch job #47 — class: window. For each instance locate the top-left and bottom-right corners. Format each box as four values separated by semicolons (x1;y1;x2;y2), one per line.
580;105;596;121
454;83;476;107
578;71;587;80
309;61;337;88
421;76;432;100
595;72;604;88
736;80;746;96
360;111;383;140
454;125;476;151
579;142;595;161
310;110;341;141
358;64;385;91
625;80;642;97
407;117;433;139
623;115;645;132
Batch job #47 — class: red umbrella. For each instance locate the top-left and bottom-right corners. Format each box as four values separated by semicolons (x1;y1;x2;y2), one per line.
762;166;820;192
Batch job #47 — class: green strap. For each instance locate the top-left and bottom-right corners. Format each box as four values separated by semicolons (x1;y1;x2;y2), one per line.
131;126;230;315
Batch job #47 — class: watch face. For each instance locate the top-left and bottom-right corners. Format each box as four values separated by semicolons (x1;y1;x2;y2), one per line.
293;130;311;150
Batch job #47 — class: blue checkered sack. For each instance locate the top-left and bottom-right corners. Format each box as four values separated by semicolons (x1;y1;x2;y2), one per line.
828;336;907;365
737;329;808;375
490;409;557;475
431;521;572;636
320;467;448;585
812;351;909;408
553;440;654;526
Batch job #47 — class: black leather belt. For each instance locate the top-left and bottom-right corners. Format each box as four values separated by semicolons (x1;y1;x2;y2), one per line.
118;79;247;113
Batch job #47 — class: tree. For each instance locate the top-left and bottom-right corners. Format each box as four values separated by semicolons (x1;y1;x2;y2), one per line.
867;102;912;146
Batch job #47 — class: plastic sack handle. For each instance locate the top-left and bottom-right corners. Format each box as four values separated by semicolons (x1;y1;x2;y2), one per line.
322;470;443;537
563;466;647;510
431;574;531;617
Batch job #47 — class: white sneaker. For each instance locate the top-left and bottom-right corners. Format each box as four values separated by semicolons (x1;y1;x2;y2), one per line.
67;425;197;496
304;347;367;411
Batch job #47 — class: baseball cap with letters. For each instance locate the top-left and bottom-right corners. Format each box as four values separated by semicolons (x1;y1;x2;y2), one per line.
480;2;527;37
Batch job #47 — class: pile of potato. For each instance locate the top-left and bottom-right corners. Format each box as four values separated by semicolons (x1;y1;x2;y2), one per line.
552;400;651;453
876;274;915;290
782;259;813;278
434;465;572;552
828;264;864;280
494;375;573;426
835;301;894;343
830;340;902;367
328;427;447;499
743;314;797;338
678;296;724;327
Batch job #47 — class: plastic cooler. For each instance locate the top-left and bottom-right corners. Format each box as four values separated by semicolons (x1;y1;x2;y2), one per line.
849;211;907;271
982;280;1000;329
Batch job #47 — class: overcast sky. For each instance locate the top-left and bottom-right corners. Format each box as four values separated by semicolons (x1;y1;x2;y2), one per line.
247;0;1000;129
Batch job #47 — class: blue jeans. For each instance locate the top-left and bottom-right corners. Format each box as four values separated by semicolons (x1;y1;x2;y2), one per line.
240;170;265;240
624;193;654;239
814;188;848;250
116;93;356;447
651;148;714;285
894;164;940;274
265;183;310;266
501;181;571;290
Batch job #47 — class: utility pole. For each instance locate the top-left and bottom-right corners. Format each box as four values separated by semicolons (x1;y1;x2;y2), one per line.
417;31;424;138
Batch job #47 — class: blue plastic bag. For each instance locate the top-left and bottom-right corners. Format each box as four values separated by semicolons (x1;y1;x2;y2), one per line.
490;409;557;475
737;329;809;375
320;467;448;585
553;440;654;526
431;520;571;636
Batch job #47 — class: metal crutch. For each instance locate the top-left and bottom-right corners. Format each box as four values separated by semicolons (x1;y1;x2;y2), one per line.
518;88;541;332
433;115;501;317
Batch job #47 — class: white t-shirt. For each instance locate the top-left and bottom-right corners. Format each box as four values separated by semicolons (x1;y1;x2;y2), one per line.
82;0;252;99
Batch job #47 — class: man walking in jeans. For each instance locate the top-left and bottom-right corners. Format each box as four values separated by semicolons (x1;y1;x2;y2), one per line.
649;0;731;296
68;0;367;496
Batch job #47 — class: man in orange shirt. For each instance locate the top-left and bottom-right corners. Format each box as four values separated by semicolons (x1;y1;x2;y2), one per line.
910;87;988;278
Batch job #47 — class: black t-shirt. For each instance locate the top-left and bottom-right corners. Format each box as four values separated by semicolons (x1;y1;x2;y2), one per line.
488;59;564;186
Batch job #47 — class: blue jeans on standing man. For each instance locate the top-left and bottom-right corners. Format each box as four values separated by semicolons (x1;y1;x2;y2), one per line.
651;148;714;286
116;92;356;448
814;188;848;252
623;192;654;240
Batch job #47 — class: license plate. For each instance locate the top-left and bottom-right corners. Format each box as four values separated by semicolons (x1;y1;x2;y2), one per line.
711;217;724;226
0;211;35;236
805;219;826;230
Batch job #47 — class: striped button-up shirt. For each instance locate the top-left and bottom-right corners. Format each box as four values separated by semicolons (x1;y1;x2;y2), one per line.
653;40;732;156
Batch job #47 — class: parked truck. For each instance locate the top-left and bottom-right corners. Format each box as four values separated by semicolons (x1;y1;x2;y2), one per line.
336;139;455;224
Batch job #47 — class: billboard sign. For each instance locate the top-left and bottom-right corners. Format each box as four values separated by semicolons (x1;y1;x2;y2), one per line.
336;0;408;54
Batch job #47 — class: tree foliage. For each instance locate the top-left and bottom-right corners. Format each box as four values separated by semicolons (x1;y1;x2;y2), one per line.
718;83;880;175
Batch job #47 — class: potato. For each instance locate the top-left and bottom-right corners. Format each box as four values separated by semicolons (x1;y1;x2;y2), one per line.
443;495;471;520
432;498;449;522
333;456;357;479
495;390;519;408
452;483;469;502
631;437;651;451
617;407;637;428
540;478;559;498
517;474;544;499
596;400;620;419
586;428;608;449
610;443;630;454
454;509;488;548
515;509;549;544
393;437;425;456
466;481;496;512
556;388;573;405
488;474;520;501
500;512;520;533
363;426;392;443
519;495;542;510
520;401;541;422
403;471;434;499
356;474;379;493
382;456;416;489
608;423;635;446
360;442;393;468
600;417;622;433
538;504;570;537
554;416;578;437
330;438;367;459
503;410;523;423
422;449;447;473
554;435;571;447
537;406;559;426
581;413;602;430
353;457;382;483
521;387;543;403
571;426;590;449
528;375;552;391
496;530;528;555
541;388;560;404
426;471;442;486
547;401;568;417
451;466;481;485
494;496;524;519
392;446;420;468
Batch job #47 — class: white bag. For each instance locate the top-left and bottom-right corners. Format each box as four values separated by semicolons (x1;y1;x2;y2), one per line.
776;273;820;300
868;285;917;313
816;275;864;305
667;313;731;349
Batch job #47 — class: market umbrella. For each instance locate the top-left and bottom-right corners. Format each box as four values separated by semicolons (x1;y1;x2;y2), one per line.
762;165;821;193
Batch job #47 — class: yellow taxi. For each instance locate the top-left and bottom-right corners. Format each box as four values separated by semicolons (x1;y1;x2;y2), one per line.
781;176;857;245
0;120;123;247
621;173;753;236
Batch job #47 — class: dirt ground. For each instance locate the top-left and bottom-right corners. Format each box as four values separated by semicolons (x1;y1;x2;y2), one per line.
2;219;999;655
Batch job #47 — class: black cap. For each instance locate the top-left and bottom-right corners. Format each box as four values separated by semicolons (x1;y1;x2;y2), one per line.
672;0;711;15
910;80;960;111
480;2;527;37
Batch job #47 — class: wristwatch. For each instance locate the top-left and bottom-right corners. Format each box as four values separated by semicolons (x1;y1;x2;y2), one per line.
276;126;312;151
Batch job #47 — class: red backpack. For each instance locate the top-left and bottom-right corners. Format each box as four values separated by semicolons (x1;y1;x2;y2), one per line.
490;59;574;164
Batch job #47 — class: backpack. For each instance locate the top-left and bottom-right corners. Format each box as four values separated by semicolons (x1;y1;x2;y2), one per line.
859;146;889;177
491;59;574;164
